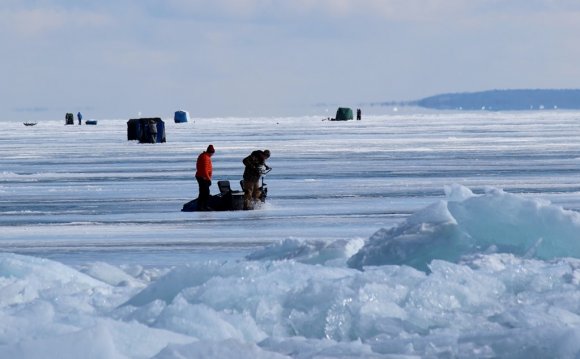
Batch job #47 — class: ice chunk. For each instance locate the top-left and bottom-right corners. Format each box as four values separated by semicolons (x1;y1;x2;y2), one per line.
153;338;288;359
349;184;580;271
79;261;145;287
246;237;364;265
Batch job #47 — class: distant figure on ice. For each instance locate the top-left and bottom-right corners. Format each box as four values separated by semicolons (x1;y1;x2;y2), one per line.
148;119;158;143
195;144;215;211
356;108;362;121
242;149;270;210
77;112;83;125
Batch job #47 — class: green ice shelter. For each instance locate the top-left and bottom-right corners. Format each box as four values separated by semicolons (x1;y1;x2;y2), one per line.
335;107;354;121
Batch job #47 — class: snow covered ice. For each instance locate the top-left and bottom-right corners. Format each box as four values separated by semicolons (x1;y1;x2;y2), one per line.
3;111;580;358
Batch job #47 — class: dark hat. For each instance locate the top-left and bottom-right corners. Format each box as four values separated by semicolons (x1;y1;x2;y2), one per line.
263;149;270;157
207;144;215;153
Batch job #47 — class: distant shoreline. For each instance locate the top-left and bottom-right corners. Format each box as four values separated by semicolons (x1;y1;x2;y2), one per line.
374;89;580;111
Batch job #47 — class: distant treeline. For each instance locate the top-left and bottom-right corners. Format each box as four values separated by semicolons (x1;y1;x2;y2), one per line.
378;89;580;111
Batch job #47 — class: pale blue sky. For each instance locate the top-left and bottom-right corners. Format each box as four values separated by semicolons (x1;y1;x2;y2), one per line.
1;0;579;120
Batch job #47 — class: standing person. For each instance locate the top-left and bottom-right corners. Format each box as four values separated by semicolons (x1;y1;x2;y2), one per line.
356;108;362;121
148;119;158;143
77;112;83;125
195;144;215;211
242;149;270;210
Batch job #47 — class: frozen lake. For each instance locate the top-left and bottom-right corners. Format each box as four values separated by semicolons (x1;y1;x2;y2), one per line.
3;111;580;358
3;111;580;265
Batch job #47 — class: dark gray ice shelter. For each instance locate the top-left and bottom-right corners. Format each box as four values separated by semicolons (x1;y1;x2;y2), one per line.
127;118;166;143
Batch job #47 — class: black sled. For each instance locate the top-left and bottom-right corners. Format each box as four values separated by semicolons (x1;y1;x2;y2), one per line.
181;177;268;212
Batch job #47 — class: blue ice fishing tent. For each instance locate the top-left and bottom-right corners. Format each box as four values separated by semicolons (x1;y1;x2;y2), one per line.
174;110;189;123
127;118;166;143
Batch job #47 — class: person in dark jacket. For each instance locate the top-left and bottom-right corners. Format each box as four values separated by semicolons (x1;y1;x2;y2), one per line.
196;144;215;210
242;149;270;209
77;112;83;125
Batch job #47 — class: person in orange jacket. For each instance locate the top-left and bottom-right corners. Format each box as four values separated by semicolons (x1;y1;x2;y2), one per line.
195;144;215;210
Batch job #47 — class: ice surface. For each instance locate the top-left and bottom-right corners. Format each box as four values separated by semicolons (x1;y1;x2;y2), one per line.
3;112;580;357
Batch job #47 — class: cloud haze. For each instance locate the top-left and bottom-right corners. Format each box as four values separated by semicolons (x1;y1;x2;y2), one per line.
1;0;579;120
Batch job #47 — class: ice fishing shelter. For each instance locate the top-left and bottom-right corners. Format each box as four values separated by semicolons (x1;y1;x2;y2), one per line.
127;118;166;143
334;107;354;121
65;113;74;125
174;110;189;123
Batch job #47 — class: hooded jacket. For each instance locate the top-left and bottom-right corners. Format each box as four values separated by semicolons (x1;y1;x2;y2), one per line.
243;150;267;182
